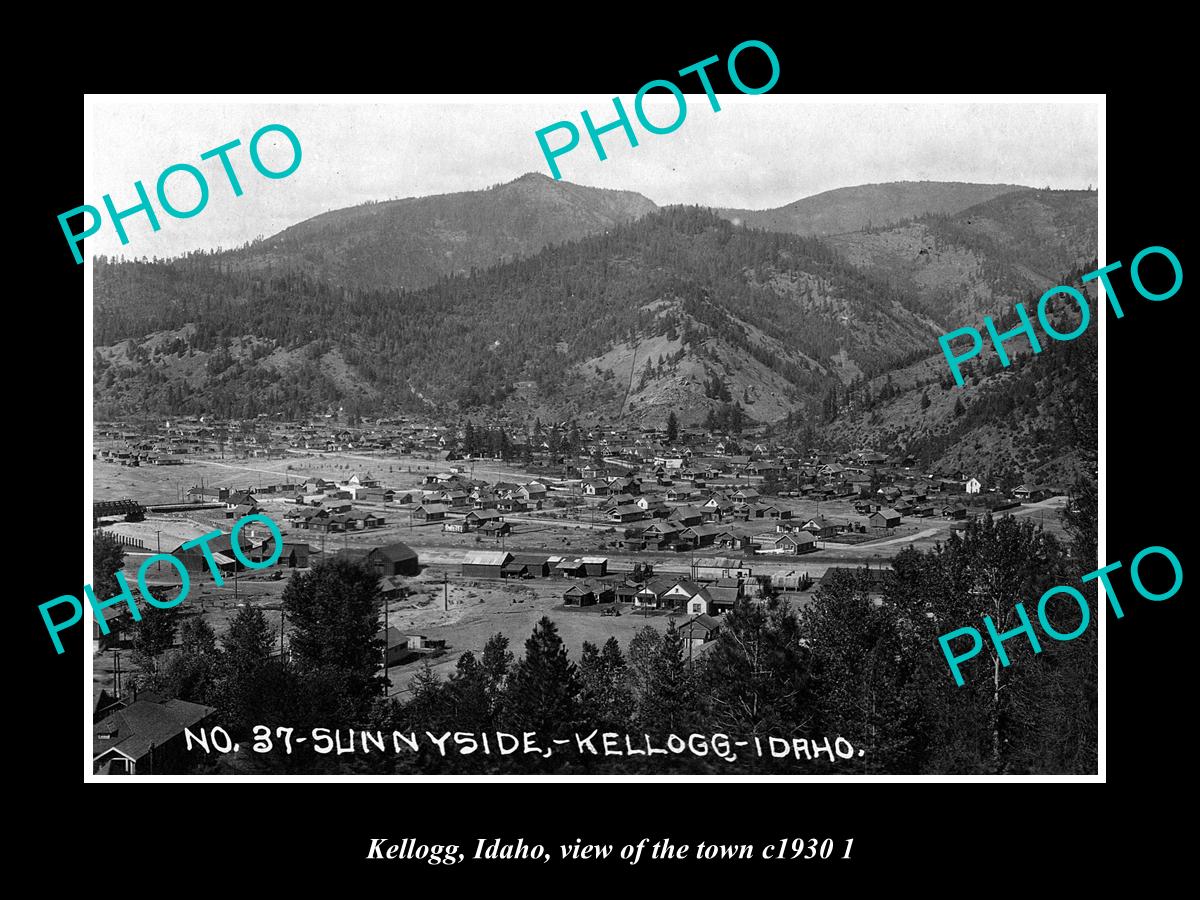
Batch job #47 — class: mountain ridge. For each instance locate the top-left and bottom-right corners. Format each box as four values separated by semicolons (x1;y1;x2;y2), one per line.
719;180;1031;238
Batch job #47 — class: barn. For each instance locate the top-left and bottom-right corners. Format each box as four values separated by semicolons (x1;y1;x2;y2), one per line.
505;554;550;578
462;551;512;579
368;542;420;577
579;556;608;577
172;533;243;578
868;508;901;529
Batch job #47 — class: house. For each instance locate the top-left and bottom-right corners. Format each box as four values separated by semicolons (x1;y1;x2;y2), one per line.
347;472;380;488
461;551;513;579
369;542;419;577
379;626;417;667
93;697;216;775
641;522;682;548
686;589;714;616
680;523;722;548
609;504;648;523
444;491;471;508
703;493;732;510
479;520;512;538
583;480;609;496
412;503;448;522
965;476;986;494
278;541;310;568
442;519;471;533
713;530;743;550
378;577;408;601
668;507;705;528
518;482;548;502
729;503;754;522
941;503;968;520
225;490;257;509
464;509;504;528
705;579;743;612
1013;484;1049;502
868;508;901;529
563;583;598;606
636;496;668;515
768;531;816;554
564;581;615;606
680;613;721;647
801;516;838;538
634;576;702;609
753;504;789;520
92;605;133;652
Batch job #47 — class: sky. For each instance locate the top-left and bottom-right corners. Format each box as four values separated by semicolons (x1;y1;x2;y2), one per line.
84;96;1100;260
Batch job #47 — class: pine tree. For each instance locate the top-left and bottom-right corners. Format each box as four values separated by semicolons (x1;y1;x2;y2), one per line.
222;604;274;671
130;597;181;674
505;617;581;737
283;559;384;711
666;411;679;444
799;567;927;772
93;532;126;606
636;620;699;735
447;651;493;732
179;617;217;656
481;632;514;720
701;596;812;743
579;637;634;732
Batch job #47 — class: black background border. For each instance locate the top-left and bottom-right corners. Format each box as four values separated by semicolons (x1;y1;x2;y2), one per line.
21;22;1190;884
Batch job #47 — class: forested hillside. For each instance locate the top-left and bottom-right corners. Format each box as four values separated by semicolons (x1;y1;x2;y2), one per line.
93;176;1097;481
216;172;657;291
94;207;941;422
827;189;1097;323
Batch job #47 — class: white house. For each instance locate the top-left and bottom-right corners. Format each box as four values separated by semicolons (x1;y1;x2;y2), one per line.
965;477;985;494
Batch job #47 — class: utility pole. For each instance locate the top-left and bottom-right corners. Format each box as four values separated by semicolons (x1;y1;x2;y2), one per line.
444;571;449;611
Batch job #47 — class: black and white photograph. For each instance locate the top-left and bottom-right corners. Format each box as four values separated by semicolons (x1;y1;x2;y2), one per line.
82;94;1102;779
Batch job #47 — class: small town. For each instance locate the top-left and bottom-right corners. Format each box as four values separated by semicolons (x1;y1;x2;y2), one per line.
90;410;1068;774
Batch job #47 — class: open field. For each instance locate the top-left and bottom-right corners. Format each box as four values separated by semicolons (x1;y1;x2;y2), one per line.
92;446;518;506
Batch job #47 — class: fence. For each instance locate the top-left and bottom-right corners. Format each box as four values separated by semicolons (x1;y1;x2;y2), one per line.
94;528;147;550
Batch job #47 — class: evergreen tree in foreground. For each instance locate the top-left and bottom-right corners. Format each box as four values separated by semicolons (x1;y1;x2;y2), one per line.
283;559;384;719
505;617;581;737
